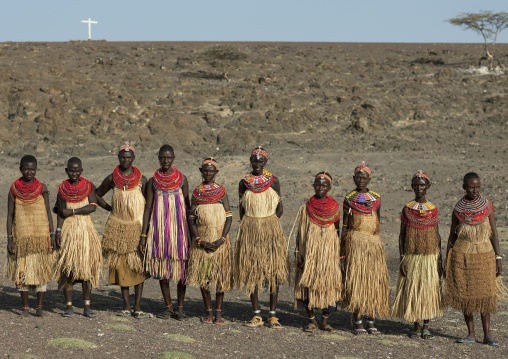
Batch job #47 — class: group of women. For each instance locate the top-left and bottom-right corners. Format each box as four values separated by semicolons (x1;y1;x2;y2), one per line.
6;143;505;346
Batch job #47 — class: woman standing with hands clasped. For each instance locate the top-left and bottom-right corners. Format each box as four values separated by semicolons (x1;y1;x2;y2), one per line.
294;172;342;332
187;158;233;325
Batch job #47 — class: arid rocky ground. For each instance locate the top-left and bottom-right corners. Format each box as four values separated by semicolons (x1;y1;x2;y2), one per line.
0;41;507;359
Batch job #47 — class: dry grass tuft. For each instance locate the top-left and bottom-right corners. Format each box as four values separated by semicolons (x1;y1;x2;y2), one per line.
47;338;96;349
163;334;196;343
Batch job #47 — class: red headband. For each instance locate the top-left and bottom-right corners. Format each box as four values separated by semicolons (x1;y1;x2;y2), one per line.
119;142;135;155
202;158;218;169
251;147;267;159
354;161;371;177
316;172;332;185
412;170;430;182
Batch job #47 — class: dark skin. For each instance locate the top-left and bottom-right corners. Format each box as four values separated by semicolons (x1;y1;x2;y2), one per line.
398;177;442;339
295;177;340;329
7;161;55;317
238;155;282;317
188;164;232;321
340;171;381;334
445;177;502;343
139;149;191;317
55;160;98;315
96;150;148;313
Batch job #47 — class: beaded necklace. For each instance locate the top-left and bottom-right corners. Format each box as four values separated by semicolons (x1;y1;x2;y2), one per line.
243;169;274;193
153;168;183;193
306;195;340;228
10;177;44;204
343;190;381;215
58;178;92;203
113;166;142;191
401;200;438;229
454;195;493;225
191;182;226;205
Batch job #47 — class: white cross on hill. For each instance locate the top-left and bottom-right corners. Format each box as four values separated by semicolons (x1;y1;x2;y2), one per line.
81;18;98;40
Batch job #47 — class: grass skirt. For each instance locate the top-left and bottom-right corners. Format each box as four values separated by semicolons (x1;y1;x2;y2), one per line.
233;214;289;294
102;186;145;275
55;199;103;289
342;228;390;319
404;226;439;254
294;205;341;309
8;252;57;287
445;222;507;315
392;253;443;322
187;203;232;292
7;196;55;286
144;189;189;283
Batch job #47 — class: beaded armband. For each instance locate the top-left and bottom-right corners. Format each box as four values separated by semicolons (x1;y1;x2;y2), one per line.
225;211;233;218
189;214;197;220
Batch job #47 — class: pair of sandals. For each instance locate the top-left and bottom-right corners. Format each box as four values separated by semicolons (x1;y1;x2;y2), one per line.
155;308;188;321
456;337;499;347
244;315;283;329
63;309;96;318
200;316;225;325
304;322;333;333
352;327;380;335
117;309;151;319
410;328;435;340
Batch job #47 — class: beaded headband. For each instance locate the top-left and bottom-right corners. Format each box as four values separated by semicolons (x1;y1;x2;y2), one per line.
251;146;268;159
316;172;333;185
202;158;218;169
412;170;430;182
119;141;135;155
354;161;371;177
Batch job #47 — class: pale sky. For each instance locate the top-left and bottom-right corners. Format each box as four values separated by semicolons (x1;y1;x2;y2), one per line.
1;0;507;43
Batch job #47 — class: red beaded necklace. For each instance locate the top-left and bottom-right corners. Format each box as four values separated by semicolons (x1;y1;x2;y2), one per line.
243;169;274;193
306;195;341;228
58;177;92;203
153;168;183;192
10;177;44;204
113;166;142;191
454;195;493;225
191;182;226;205
401;200;439;229
343;190;381;215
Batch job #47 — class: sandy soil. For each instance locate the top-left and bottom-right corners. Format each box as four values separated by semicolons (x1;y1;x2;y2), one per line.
0;41;507;359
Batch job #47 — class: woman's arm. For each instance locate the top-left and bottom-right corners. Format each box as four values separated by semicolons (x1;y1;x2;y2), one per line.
7;193;15;254
139;178;154;255
272;176;283;218
488;212;502;276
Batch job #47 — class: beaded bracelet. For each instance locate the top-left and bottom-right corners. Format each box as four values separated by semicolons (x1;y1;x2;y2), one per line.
72;209;75;215
340;256;345;259
140;234;147;237
89;202;98;207
496;255;503;260
220;237;226;242
56;228;62;232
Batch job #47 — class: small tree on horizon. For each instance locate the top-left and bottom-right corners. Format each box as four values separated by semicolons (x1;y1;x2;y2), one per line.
199;44;248;81
447;10;508;71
